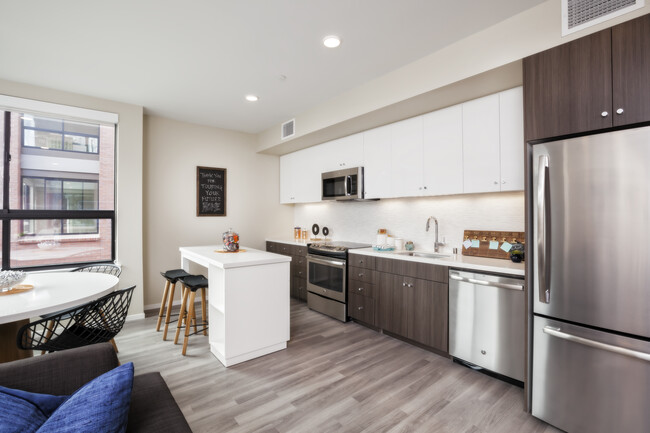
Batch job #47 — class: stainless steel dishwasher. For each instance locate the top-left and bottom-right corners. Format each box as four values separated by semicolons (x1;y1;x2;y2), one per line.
448;269;525;382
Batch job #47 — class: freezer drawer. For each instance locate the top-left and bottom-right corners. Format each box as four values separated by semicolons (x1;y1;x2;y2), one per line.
449;270;524;381
532;316;650;433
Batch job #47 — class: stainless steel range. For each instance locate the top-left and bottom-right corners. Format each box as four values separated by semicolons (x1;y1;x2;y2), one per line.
307;241;371;322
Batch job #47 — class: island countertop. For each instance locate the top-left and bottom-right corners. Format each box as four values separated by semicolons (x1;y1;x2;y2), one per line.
179;245;291;269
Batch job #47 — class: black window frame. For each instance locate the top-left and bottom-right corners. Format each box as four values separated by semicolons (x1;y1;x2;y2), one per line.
2;111;115;271
21;114;101;155
21;175;100;236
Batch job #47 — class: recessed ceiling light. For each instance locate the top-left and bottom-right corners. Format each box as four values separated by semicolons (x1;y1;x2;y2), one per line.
323;35;341;48
245;95;259;102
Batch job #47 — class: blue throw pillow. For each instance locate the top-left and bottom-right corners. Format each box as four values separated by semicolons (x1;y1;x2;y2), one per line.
36;362;134;433
0;386;68;433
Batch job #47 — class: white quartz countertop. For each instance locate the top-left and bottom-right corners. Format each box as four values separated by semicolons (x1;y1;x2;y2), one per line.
266;238;331;246
350;248;525;277
265;238;310;246
179;245;291;269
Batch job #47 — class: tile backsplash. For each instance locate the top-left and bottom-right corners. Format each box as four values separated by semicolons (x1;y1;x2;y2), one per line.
293;192;524;254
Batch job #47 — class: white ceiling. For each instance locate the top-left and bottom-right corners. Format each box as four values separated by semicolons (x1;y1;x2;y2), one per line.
0;0;545;134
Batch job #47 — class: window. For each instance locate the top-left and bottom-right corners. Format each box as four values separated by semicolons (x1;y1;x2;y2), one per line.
22;115;99;154
0;100;116;270
22;176;99;235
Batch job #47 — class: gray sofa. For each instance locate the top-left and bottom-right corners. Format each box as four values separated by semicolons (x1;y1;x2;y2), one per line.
0;343;192;433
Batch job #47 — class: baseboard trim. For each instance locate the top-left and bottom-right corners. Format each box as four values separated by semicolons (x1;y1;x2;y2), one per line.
126;313;145;322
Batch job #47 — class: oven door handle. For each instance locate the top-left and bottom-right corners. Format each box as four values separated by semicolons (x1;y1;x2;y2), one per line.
307;255;346;268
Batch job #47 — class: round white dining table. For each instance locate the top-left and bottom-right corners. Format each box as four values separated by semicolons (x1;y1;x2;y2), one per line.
0;272;120;363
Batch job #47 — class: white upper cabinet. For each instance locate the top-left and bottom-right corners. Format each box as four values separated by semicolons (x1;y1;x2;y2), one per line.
498;87;524;191
462;93;501;194
279;146;321;204
461;87;524;194
319;133;364;173
390;116;423;198
279;152;295;203
363;125;392;199
422;105;463;196
279;87;524;203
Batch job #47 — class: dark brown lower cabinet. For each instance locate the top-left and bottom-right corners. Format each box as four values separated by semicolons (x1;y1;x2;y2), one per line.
293;276;307;301
378;273;408;337
266;241;307;301
348;292;375;325
378;272;448;353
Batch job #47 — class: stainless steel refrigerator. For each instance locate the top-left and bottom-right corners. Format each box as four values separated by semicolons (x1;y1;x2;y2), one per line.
531;126;650;433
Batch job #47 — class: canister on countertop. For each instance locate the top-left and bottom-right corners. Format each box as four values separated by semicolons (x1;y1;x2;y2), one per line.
294;227;301;241
394;237;404;250
223;228;240;252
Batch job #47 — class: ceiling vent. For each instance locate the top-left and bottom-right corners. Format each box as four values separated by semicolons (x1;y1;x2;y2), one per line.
562;0;645;36
281;119;295;140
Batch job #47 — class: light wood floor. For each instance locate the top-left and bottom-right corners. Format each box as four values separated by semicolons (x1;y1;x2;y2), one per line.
115;300;559;433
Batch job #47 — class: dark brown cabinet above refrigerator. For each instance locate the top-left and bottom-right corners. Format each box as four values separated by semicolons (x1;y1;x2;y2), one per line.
523;13;650;141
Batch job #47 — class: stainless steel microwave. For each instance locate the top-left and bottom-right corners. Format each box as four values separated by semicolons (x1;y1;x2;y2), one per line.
321;167;364;201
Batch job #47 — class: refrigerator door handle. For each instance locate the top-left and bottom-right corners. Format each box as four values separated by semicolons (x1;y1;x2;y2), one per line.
543;326;650;362
537;154;550;303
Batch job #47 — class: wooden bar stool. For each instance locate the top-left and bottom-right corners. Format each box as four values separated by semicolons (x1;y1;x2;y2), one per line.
157;269;191;340
173;275;208;355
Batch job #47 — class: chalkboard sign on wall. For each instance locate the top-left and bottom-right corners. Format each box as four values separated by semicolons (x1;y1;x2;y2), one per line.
197;166;226;216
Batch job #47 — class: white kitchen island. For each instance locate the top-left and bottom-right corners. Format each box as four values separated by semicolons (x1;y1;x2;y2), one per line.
179;245;291;367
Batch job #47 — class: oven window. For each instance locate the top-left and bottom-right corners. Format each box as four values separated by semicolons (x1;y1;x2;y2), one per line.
309;261;344;293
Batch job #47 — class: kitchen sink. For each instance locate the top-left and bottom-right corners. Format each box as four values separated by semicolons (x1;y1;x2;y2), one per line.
397;251;450;259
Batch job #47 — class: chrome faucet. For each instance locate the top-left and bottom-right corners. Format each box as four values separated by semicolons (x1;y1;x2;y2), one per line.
426;216;445;252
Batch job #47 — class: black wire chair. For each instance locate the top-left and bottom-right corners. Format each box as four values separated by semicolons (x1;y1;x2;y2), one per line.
72;264;122;277
17;286;135;353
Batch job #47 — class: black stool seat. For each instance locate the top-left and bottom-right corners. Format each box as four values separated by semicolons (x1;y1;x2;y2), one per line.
160;269;191;284
157;269;192;339
180;275;208;291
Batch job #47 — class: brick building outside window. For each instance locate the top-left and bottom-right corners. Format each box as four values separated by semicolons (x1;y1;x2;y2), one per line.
0;109;115;270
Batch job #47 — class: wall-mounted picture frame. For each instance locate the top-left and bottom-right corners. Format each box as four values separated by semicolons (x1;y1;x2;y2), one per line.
196;166;226;216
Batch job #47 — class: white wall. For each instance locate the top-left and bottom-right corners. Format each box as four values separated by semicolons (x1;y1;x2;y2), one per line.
143;115;292;307
293;192;524;253
0;78;145;316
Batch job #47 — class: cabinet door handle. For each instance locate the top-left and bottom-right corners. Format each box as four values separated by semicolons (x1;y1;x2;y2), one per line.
402;282;407;287
357;287;364;292
407;283;413;288
359;260;364;264
358;273;364;277
601;111;608;117
358;306;364;310
616;108;624;115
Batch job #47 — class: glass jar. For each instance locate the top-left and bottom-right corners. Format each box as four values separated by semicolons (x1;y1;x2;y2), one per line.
223;228;240;252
